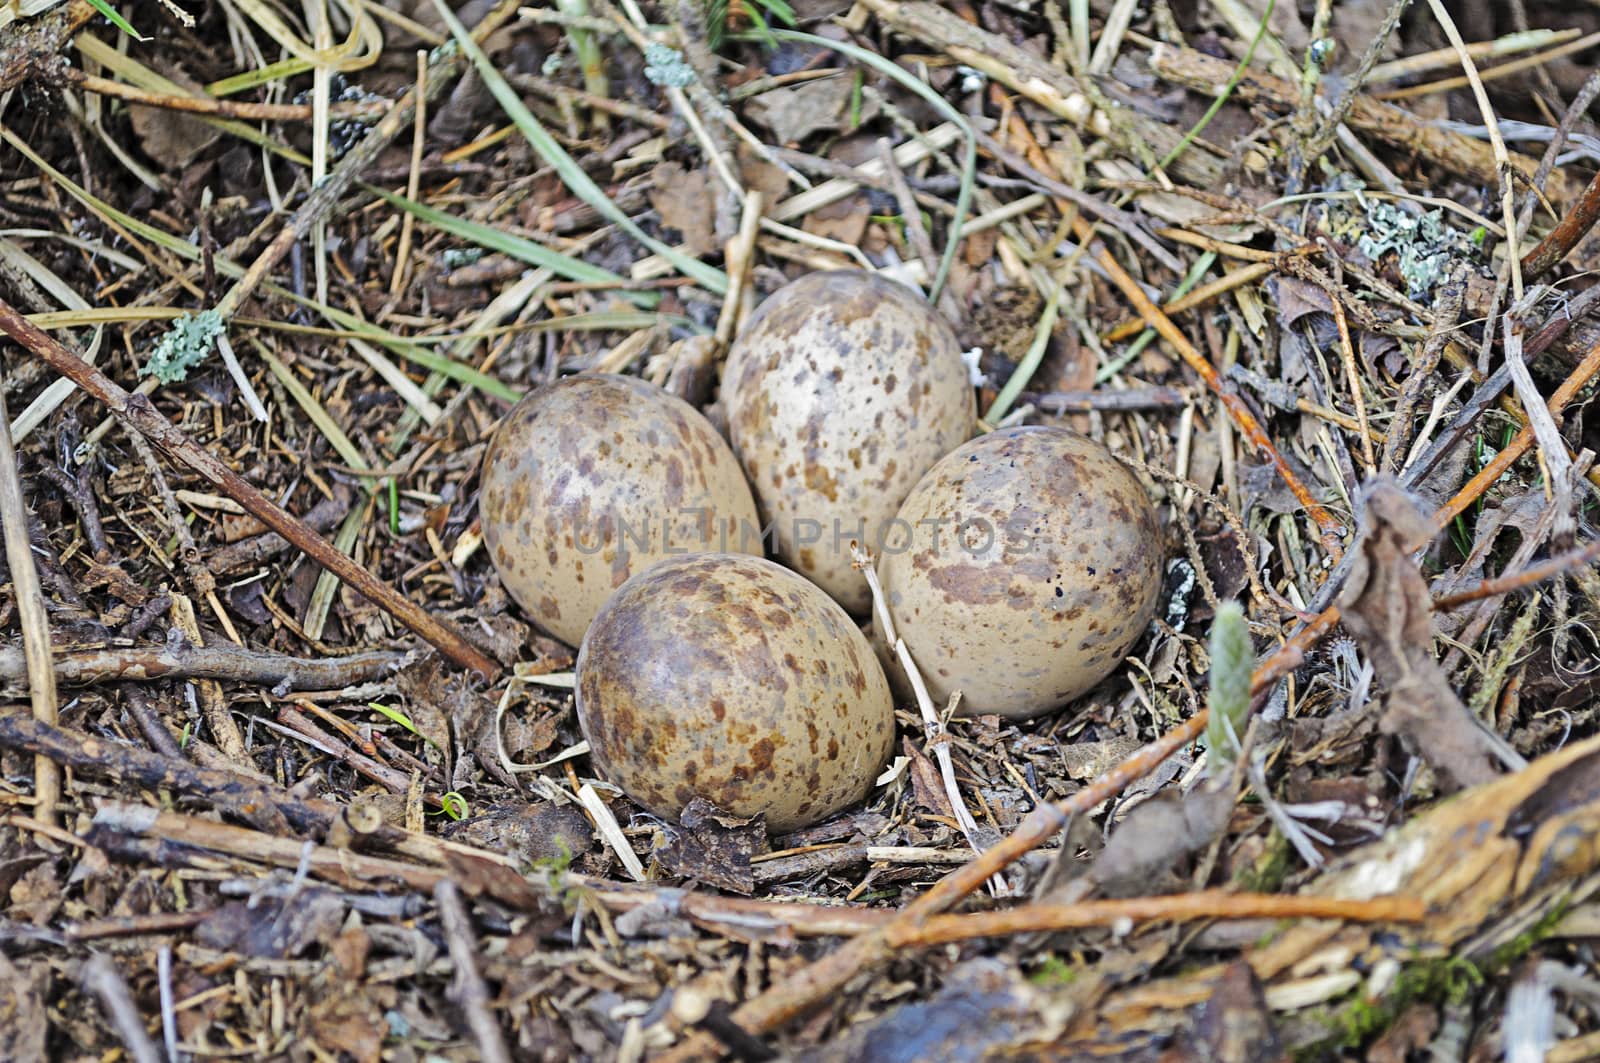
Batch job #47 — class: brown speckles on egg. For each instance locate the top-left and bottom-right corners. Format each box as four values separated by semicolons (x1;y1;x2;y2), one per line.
874;426;1163;720
574;553;896;833
721;270;975;614
478;374;760;647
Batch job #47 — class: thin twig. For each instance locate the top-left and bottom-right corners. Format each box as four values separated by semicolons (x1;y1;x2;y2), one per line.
80;955;162;1063
124;425;242;644
1435;340;1600;527
889;891;1425;947
1422;0;1522;300
214;0;523;321
1433;537;1600;611
435;879;514;1063
57;66;388;122
1521;168;1600;280
1072;214;1348;559
0;298;499;679
389;50;428;299
653;708;1212;1063
851;544;992;877
0;641;406;690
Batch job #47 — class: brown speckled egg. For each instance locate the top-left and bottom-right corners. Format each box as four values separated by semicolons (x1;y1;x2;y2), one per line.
876;426;1162;720
479;374;760;647
576;553;895;833
722;270;975;615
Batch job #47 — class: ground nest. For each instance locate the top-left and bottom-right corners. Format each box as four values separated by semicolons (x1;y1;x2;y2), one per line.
1;0;1600;1059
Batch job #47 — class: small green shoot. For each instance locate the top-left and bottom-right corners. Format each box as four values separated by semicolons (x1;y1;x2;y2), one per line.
387;479;400;535
369;700;419;735
985;282;1061;424
368;701;445;758
1205;601;1252;776
533;837;579;904
432;792;469;820
1450;513;1473;558
556;0;607;106
705;0;796;49
179;722;192;750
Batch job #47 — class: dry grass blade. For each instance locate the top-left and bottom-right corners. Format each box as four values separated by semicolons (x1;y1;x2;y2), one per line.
0;384;60;830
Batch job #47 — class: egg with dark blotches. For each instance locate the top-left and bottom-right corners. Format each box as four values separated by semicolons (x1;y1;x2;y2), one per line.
721;270;975;615
478;374;761;647
876;426;1163;720
575;553;895;833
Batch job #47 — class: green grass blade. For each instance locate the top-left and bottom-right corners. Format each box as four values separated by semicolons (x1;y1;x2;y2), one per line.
258;344;371;473
303;495;371;641
1159;0;1275;169
207;57;315;96
985;280;1060;424
363;183;657;307
86;0;146;40
306;300;523;404
430;0;728;296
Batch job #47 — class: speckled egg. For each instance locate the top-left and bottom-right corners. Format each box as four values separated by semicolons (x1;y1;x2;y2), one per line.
479;374;761;647
722;270;975;615
576;553;895;833
876;426;1163;720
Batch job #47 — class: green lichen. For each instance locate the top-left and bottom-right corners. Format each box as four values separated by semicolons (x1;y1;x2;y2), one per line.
1356;203;1473;301
142;309;223;383
643;44;695;88
441;247;489;270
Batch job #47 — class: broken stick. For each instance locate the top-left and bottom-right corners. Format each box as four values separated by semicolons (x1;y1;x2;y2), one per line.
0;298;498;679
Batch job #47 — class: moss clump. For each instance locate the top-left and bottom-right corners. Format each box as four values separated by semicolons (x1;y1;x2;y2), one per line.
1234;828;1294;895
1028;954;1078;987
1292;896;1572;1060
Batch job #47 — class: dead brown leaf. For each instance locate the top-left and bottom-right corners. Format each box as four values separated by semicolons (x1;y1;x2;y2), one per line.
654;797;767;895
903;734;954;819
1337;478;1501;790
1191;961;1283;1063
1091;783;1233;897
195;890;346;959
787;958;1070;1063
441;801;594;869
649;162;718;257
1366;1003;1439;1063
745;75;874;145
802;190;872;246
127;66;222;169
